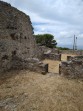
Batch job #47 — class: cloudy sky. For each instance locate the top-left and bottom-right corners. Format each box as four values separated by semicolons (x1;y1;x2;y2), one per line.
1;0;83;49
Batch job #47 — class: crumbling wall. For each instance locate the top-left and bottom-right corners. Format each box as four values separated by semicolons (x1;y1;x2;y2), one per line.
44;53;61;61
0;1;37;58
61;50;83;55
59;56;83;78
36;46;61;60
0;1;48;74
67;56;83;61
11;56;48;74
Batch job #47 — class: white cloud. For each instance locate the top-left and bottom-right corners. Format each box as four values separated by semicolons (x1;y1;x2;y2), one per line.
1;0;83;49
78;34;83;38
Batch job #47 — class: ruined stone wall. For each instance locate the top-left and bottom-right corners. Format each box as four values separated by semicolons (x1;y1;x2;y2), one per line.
11;56;48;74
44;53;61;61
67;56;83;61
0;1;48;74
61;50;83;55
36;46;61;60
59;56;83;78
0;1;37;58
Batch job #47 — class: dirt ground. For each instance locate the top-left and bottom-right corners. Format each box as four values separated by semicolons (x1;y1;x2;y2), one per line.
0;54;83;111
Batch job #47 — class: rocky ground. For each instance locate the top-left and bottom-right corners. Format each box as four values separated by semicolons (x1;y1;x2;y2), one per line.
0;54;83;111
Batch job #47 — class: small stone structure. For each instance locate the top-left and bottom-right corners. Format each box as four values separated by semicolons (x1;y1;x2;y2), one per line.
0;1;48;74
59;56;83;78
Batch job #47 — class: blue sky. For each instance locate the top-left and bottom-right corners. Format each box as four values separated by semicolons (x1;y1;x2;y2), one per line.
1;0;83;49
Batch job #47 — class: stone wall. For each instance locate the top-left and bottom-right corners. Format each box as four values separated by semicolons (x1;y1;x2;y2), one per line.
0;1;37;58
61;50;83;55
59;56;83;78
44;53;61;61
0;1;48;74
36;46;61;60
11;56;48;74
67;56;83;61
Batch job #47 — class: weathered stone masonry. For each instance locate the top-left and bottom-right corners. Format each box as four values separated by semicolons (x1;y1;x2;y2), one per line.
61;50;83;55
0;1;48;74
36;46;61;61
59;56;83;78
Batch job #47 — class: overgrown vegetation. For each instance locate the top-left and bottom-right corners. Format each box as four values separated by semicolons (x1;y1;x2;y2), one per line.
34;34;57;48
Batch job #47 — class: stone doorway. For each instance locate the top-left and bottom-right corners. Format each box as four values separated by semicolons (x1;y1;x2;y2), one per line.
43;54;76;74
43;59;60;74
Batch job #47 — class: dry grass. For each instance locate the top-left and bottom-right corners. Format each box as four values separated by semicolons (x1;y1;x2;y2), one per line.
0;54;83;111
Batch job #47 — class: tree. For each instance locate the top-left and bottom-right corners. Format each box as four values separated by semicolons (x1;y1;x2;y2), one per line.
57;47;70;50
34;34;57;48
